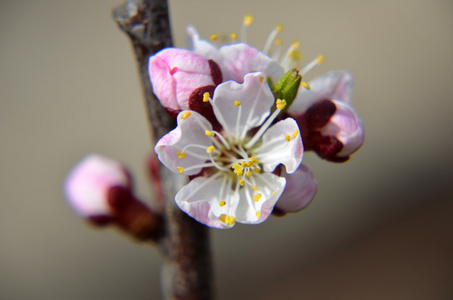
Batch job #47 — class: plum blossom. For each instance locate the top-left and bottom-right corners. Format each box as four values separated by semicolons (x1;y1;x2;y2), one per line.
155;72;303;228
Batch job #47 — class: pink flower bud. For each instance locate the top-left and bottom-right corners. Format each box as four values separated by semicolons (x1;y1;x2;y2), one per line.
300;99;364;162
64;154;130;219
149;48;222;116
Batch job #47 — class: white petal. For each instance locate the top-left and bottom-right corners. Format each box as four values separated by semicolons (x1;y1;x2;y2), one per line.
154;111;213;175
288;71;354;115
175;175;239;229
236;173;286;224
322;100;364;157
211;72;275;140
253;118;303;174
64;154;128;217
186;25;222;63
218;43;285;83
276;164;317;213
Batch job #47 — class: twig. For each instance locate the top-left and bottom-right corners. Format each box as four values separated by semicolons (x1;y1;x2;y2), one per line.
113;1;213;299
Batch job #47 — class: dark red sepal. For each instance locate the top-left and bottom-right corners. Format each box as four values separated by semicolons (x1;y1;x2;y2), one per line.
208;59;223;85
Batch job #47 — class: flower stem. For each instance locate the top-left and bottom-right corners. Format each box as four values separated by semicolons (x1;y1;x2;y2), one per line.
113;1;213;299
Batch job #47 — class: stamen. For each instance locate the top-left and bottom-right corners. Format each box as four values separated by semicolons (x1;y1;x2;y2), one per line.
241;14;254;43
276;99;287;110
251;186;258;191
256;211;261;218
230;32;238;41
205;130;215;137
239;179;245;186
177;167;184;174
176;151;187;159
285;135;291;142
207;146;216;154
210;34;219;41
219;214;236;226
280;41;301;70
219;200;226;207
244;103;284;149
300;55;325;76
203;92;210;103
181;111;191;120
209;153;231;172
253;193;262;202
234;100;241;106
300;81;311;90
263;25;283;55
271;38;283;61
292;130;299;138
246;170;252;177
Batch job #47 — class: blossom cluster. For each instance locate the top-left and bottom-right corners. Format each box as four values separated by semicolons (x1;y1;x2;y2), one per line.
149;16;364;228
64;15;364;230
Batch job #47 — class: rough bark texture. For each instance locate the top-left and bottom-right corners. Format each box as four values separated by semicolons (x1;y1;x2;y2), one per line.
113;1;213;299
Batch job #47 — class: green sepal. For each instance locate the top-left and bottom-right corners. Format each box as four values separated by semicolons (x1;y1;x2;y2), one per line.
272;69;302;112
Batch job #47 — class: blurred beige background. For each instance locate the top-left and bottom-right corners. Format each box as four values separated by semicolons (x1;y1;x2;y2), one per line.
1;0;453;299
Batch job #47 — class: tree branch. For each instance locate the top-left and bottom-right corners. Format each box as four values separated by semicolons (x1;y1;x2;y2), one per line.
113;1;213;299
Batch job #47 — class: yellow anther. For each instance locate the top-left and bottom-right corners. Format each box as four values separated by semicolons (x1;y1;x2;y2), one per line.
177;167;184;174
235;170;243;176
246;171;252;177
256;211;261;218
276;25;283;32
241;162;246;167
219;200;226;207
253;193;262;202
176;151;187;159
301;81;311;90
181;111;191;119
230;32;238;40
272;191;276;195
203;92;210;102
251;186;258;191
207;146;215;154
246;161;253;168
276;99;287;110
316;55;325;64
292;130;299;138
285;135;291;142
219;214;235;226
259;76;264;83
234;100;241;106
274;38;282;46
254;168;260;172
250;157;258;164
205;130;215;137
233;163;242;170
290;50;302;60
243;14;254;26
239;179;245;186
210;34;219;41
291;41;300;49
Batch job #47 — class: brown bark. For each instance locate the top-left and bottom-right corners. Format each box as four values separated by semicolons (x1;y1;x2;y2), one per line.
113;1;213;299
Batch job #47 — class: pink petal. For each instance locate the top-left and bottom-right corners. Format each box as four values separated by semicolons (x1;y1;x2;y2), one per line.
236;174;286;224
155;110;213;176
321;100;364;158
211;72;275;140
218;43;284;83
175;176;239;229
288;71;353;116
276;164;317;213
254;118;303;174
